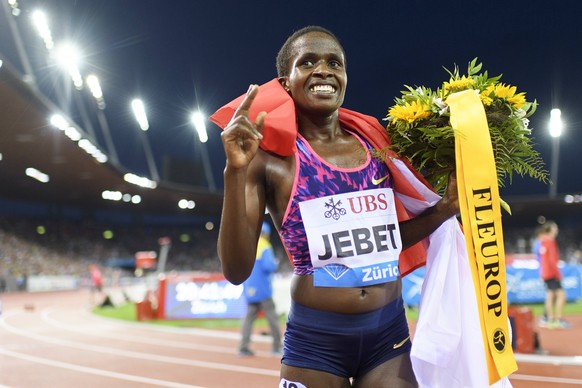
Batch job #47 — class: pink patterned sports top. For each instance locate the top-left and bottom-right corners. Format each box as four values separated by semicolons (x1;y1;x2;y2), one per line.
278;130;393;275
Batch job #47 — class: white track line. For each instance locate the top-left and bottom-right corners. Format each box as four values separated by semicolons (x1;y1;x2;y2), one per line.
50;307;277;356
7;307;582;385
511;373;582;385
78;308;248;340
514;353;582;367
0;347;202;387
0;314;279;377
41;308;237;354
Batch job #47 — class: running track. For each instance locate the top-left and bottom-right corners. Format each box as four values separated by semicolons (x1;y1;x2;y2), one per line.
0;290;581;387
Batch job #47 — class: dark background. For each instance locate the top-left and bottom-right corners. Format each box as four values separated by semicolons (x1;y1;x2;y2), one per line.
1;0;581;224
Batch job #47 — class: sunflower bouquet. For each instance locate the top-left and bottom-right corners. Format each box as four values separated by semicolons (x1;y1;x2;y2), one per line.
384;58;548;195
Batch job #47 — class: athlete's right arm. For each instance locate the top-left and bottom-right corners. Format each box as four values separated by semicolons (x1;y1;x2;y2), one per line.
218;85;267;284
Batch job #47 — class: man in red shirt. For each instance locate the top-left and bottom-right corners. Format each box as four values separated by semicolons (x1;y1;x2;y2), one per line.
533;221;570;329
89;264;104;304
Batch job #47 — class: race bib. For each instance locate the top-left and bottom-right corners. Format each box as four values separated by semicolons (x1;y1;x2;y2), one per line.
299;188;402;287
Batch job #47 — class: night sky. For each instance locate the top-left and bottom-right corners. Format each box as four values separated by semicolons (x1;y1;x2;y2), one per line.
3;0;581;197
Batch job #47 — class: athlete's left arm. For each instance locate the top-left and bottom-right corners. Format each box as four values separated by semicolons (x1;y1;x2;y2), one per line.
399;172;459;250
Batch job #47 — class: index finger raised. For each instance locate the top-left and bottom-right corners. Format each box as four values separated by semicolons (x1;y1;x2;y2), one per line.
232;84;259;118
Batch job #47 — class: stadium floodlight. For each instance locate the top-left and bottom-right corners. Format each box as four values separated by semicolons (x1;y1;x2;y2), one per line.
94;153;108;163
50;114;68;130
178;199;196;209
8;0;20;16
78;139;96;154
86;74;106;109
102;190;140;204
55;43;83;89
191;111;208;143
77;138;107;163
549;108;563;198
31;10;54;50
86;75;102;98
549;108;563;138
131;99;159;180
190;109;215;190
131;99;149;131
102;190;122;201
64;126;81;141
124;173;157;189
25;167;49;183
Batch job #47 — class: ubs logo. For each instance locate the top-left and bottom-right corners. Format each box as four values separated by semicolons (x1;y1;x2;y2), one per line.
324;198;346;220
492;328;507;353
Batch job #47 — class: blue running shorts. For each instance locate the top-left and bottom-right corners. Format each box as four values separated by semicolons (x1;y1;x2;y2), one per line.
282;297;411;378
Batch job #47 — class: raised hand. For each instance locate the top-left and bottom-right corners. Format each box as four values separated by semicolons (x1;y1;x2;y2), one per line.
221;85;267;169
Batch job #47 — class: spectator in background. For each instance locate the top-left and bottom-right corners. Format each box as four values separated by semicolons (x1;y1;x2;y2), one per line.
89;264;104;304
239;222;282;357
533;221;571;329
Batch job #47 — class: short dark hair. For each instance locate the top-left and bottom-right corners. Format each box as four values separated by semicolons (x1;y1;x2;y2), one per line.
536;220;557;235
276;26;345;78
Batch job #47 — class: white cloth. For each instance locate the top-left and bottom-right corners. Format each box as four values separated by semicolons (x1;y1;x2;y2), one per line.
392;159;512;388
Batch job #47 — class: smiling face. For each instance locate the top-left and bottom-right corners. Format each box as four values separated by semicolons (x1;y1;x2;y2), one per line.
279;31;347;117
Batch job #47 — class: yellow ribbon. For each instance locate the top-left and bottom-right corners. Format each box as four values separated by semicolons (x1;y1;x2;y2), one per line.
448;90;517;384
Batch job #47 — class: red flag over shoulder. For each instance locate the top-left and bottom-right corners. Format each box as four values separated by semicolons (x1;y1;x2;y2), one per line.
209;79;298;156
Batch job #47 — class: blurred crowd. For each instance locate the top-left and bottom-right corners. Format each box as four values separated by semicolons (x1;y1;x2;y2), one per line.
0;214;579;293
504;223;582;264
0;216;225;291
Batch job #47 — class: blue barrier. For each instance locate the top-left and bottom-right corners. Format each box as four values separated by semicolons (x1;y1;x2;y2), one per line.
402;264;582;306
506;264;581;304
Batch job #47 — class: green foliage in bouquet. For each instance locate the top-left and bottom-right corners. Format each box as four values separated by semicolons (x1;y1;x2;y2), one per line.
384;58;549;195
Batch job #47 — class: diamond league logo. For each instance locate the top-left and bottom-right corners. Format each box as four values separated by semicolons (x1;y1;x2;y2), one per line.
323;263;350;280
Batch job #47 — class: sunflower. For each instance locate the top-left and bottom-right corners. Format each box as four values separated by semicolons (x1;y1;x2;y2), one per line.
483;83;527;109
388;100;432;124
443;75;476;93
